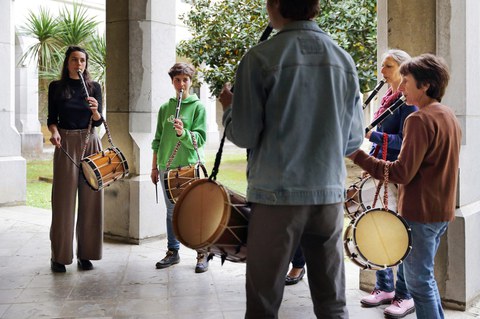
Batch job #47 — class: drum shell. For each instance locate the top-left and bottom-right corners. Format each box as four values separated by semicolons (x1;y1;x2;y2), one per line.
344;176;398;220
164;164;204;204
173;178;250;263
81;147;129;191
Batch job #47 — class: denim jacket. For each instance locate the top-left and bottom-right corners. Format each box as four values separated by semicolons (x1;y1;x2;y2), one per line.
223;21;364;205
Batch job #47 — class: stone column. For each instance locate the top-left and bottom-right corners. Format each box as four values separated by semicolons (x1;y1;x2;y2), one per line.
435;0;480;310
104;0;176;243
359;0;480;310
0;0;26;205
15;34;43;158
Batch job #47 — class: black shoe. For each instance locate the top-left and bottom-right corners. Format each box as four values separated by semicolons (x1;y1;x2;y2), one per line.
195;252;209;273
77;259;93;270
50;259;66;273
285;267;305;285
156;250;180;269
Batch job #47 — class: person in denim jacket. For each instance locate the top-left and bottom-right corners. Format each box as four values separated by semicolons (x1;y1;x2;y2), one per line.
219;0;364;317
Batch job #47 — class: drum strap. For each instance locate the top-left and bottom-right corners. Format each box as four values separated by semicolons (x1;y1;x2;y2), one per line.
372;133;390;209
165;131;203;171
59;116;116;168
81;116;116;160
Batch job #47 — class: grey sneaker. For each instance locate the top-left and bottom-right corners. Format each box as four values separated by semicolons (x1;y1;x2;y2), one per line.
155;250;180;269
195;252;209;273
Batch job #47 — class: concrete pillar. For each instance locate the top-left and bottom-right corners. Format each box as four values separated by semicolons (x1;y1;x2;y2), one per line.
0;0;26;206
104;0;176;243
15;34;43;159
359;0;480;311
435;0;480;310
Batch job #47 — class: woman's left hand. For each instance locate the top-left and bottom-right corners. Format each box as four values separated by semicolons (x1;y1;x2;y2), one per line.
86;97;101;120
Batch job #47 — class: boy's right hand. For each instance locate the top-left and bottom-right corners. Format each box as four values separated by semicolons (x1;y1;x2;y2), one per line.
151;168;159;184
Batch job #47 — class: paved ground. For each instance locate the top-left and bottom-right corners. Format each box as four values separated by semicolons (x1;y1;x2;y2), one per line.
0;205;478;318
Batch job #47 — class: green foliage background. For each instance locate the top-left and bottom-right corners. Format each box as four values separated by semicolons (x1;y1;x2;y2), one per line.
177;0;377;96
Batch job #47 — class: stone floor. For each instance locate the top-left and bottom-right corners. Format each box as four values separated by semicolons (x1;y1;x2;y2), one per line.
0;205;479;318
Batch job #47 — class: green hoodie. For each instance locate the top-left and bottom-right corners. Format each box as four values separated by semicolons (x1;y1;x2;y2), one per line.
152;93;206;170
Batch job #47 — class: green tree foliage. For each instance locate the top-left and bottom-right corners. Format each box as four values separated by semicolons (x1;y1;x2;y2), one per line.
177;0;377;96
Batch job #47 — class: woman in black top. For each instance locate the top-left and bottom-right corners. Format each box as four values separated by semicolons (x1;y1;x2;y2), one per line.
47;46;103;273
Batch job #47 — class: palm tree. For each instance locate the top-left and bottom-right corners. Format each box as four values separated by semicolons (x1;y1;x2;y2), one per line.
18;7;61;74
18;7;61;123
18;3;104;123
56;2;99;47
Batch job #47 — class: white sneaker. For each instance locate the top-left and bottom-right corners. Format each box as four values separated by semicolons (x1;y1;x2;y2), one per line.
384;297;415;318
360;289;395;307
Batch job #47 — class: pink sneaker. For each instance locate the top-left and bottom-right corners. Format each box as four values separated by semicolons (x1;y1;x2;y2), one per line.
360;289;395;307
384;297;415;318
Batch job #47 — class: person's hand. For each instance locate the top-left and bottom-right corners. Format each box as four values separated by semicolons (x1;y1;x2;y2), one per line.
86;97;101;120
173;118;184;136
218;83;233;111
347;149;360;161
150;168;159;184
49;131;62;148
365;130;372;139
361;171;370;179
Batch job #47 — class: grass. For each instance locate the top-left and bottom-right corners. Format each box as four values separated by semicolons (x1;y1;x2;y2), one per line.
26;160;53;209
25;148;248;210
26;147;360;215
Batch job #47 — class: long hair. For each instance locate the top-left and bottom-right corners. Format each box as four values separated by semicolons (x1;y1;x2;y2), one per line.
59;46;94;99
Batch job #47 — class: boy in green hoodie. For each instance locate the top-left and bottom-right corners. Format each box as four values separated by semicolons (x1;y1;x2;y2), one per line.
150;62;208;273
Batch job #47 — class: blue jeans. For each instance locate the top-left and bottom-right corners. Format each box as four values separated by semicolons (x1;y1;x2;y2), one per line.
160;170;180;251
403;220;448;319
375;265;411;299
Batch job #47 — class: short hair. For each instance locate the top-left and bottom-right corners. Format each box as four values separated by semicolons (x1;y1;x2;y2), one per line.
269;0;320;20
382;49;411;66
168;62;196;80
399;54;450;102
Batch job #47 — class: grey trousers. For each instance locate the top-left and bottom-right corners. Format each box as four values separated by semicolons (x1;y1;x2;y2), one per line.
245;203;348;319
50;128;103;265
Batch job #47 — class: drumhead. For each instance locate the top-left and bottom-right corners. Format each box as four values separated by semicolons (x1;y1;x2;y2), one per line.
354;209;411;268
81;160;100;190
173;179;231;249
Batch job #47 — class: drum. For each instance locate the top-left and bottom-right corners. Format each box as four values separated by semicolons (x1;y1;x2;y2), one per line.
81;147;129;191
344;176;398;220
164;163;207;204
173;178;250;263
343;208;412;270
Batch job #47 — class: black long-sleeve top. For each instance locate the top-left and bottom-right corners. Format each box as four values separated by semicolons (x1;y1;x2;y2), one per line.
47;77;103;129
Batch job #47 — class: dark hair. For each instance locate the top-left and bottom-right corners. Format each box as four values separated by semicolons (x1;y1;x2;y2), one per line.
168;62;196;80
399;53;450;102
60;46;94;98
269;0;320;20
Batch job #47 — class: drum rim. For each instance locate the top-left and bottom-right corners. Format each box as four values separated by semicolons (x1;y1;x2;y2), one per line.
351;208;412;269
173;178;232;249
80;159;102;190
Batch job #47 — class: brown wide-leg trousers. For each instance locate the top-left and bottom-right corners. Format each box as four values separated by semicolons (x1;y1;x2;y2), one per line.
50;128;103;265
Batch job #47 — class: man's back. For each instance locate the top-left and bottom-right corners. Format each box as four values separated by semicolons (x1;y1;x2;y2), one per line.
226;20;364;205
